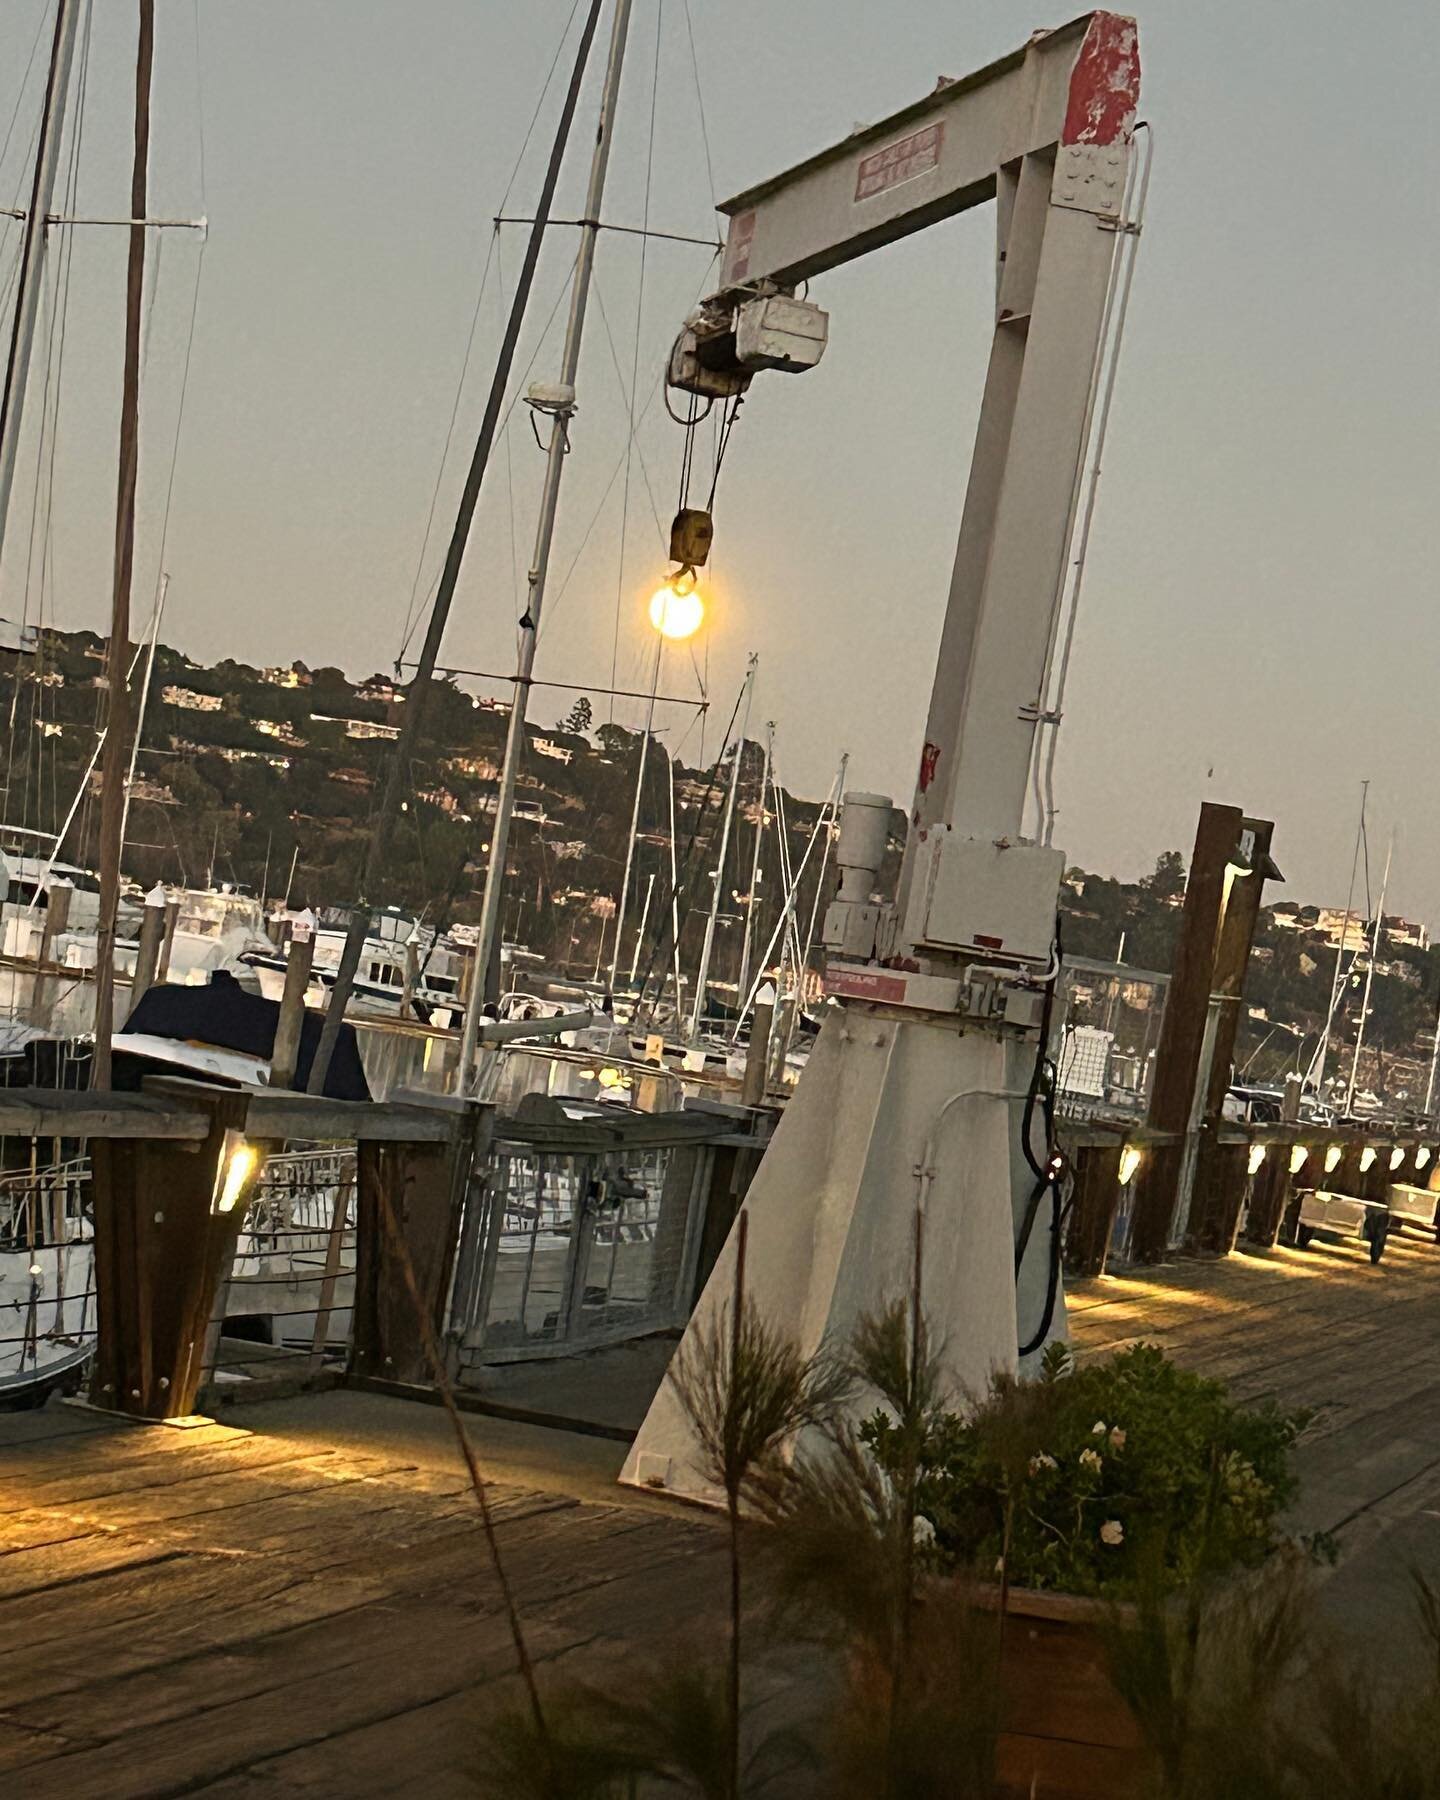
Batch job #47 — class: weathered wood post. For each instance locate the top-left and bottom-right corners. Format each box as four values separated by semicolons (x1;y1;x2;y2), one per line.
125;884;168;1018
29;878;71;1026
270;925;316;1091
1128;804;1243;1262
1188;818;1280;1254
157;896;180;981
1131;806;1278;1261
90;1083;256;1420
1062;1138;1125;1278
350;1097;492;1388
1242;1133;1297;1248
742;981;776;1108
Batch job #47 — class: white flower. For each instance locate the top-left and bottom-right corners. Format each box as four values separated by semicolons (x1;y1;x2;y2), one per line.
1100;1519;1124;1547
1109;1427;1127;1451
1091;1420;1108;1436
1079;1448;1103;1474
912;1515;936;1547
1028;1452;1058;1476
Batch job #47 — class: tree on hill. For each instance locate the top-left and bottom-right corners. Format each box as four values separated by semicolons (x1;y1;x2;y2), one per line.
557;695;593;735
1142;849;1186;903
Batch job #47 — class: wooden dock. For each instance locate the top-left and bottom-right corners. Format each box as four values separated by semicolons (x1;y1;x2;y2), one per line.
2;1225;1438;1794
0;1399;725;1798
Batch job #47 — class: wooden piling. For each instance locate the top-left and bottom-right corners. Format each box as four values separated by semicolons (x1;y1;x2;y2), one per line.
126;893;166;1018
270;931;315;1091
90;1085;252;1420
350;1103;490;1387
1062;1140;1124;1277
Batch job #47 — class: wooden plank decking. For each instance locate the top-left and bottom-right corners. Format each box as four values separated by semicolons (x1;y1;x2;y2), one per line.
1;1224;1438;1794
1069;1223;1440;1654
0;1402;725;1798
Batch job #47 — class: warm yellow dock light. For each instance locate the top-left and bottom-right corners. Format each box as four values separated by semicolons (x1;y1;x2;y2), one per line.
648;578;705;641
212;1132;260;1215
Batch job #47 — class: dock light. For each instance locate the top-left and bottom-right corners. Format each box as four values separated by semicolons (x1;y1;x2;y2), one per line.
1324;1144;1343;1175
597;1067;625;1089
1248;1143;1267;1176
1390;1146;1406;1171
1117;1144;1142;1187
1360;1146;1378;1173
1290;1145;1310;1175
648;578;705;641
1419;1146;1433;1170
212;1131;260;1216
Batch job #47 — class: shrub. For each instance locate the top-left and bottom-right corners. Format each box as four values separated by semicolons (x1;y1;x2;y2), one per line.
863;1342;1309;1597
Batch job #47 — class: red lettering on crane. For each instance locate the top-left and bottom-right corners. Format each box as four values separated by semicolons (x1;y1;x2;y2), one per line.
918;741;941;793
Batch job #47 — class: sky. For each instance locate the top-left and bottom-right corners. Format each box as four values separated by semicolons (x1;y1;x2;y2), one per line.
0;1;1436;924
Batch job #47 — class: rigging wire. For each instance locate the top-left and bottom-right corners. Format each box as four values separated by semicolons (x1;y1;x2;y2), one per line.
495;228;520;616
608;0;663;724
9;0;92;836
678;0;716;214
591;274;666;545
395;250;581;668
29;8;91;836
630;671;745;1022
395;0;585;666
0;3;49;202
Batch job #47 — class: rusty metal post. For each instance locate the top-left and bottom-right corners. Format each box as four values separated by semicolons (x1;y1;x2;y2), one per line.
349;1101;491;1387
90;1084;252;1419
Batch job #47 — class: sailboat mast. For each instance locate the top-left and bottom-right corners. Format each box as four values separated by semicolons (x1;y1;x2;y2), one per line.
1312;778;1367;1098
610;630;661;993
459;0;634;1087
689;654;756;1037
734;720;772;1013
0;0;83;563
1344;828;1392;1118
304;0;609;1099
92;0;154;1090
119;569;167;856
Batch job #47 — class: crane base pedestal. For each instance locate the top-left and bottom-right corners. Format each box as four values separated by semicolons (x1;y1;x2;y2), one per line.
620;1003;1065;1504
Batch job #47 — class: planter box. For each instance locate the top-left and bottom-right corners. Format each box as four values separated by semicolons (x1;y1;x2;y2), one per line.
988;1587;1148;1800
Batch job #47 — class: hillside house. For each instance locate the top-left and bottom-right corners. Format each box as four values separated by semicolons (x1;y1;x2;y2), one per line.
163;685;222;712
256;719;305;747
310;714;400;742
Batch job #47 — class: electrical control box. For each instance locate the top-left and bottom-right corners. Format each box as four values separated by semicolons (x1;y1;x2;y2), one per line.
903;830;1064;966
735;295;829;373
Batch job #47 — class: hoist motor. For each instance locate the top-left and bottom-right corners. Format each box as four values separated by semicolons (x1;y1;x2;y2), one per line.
668;294;829;399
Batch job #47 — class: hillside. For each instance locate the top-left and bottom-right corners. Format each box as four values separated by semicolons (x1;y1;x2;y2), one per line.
0;627;866;994
4;627;1434;1100
1061;853;1440;1107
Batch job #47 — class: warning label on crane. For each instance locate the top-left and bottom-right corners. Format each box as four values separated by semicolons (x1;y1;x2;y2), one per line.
854;123;944;203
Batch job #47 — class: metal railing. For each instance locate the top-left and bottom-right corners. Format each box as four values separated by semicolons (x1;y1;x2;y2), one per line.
450;1136;713;1366
210;1144;359;1384
0;1152;95;1392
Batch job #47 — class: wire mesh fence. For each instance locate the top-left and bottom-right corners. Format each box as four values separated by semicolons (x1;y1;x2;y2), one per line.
451;1137;714;1367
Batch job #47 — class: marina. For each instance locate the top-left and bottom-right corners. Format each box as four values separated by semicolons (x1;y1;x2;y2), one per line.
0;0;1436;1792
